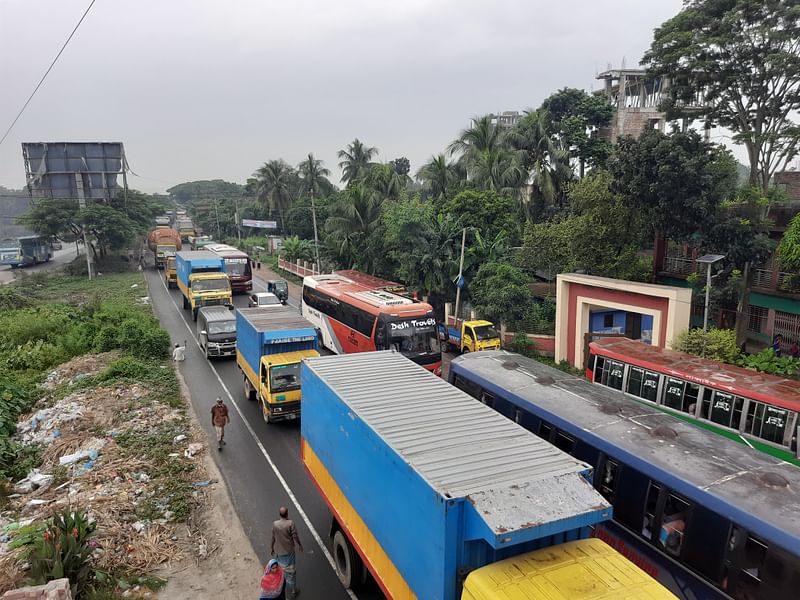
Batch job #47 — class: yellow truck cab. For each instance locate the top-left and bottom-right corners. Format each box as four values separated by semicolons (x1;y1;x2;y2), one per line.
164;256;177;288
175;251;232;321
439;318;501;353
462;538;676;600
236;307;321;423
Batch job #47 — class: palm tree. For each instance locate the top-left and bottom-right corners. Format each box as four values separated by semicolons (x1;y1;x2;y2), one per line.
324;184;383;271
337;139;378;186
416;154;462;200
363;163;406;200
448;115;504;180
252;159;296;231
298;153;331;270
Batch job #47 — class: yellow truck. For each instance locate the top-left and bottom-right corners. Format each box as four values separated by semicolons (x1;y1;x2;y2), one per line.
236;307;320;423
438;318;501;353
164;256;177;288
175;251;232;321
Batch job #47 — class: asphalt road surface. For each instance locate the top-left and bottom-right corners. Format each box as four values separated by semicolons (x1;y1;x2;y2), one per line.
0;244;80;285
144;262;383;600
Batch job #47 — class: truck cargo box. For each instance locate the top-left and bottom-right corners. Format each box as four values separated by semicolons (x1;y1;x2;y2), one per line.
301;351;612;600
236;307;319;375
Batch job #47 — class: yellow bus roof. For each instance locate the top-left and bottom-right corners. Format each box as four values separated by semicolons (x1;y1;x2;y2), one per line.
262;349;320;367
462;538;676;600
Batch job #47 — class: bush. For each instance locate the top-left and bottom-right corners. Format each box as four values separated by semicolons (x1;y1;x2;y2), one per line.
28;510;97;597
507;332;537;358
738;349;800;377
671;327;740;363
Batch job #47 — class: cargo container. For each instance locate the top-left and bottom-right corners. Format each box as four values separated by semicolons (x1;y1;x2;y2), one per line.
236;307;319;422
300;351;677;599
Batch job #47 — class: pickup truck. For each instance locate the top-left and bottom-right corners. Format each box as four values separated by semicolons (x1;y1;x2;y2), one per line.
236;307;319;423
175;251;232;321
300;351;675;599
438;318;501;353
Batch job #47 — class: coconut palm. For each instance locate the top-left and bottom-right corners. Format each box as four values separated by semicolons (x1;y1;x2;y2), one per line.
324;184;383;271
416;154;462;200
448;115;505;179
363;163;407;200
337;139;378;186
297;153;331;270
252;159;296;231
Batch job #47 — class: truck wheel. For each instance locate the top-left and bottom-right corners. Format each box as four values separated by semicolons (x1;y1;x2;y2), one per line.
203;343;209;359
462;347;471;354
332;529;365;590
262;406;271;424
192;308;198;321
182;295;188;309
244;378;256;401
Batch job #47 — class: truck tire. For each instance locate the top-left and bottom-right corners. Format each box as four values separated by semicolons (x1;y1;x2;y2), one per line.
244;378;256;401
192;308;198;321
462;347;470;354
182;295;188;309
332;529;365;590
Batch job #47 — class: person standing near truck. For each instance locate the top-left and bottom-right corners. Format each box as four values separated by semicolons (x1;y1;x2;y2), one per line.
210;397;230;450
271;506;303;599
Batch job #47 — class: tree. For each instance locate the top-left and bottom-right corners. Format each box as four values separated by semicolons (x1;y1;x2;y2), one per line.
415;154;463;201
280;235;315;262
609;129;738;241
167;180;244;205
438;190;520;245
448;116;504;174
469;262;534;328
363;163;407;200
252;160;297;231
389;157;410;177
337;139;378;186
297;153;333;199
778;212;800;272
540;87;613;177
672;327;741;363
643;0;800;192
323;184;383;272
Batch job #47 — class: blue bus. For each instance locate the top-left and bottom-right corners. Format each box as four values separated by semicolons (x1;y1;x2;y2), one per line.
0;235;51;267
448;350;800;600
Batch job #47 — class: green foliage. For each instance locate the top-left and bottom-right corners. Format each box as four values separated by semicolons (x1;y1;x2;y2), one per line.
28;510;98;597
338;139;378;187
609;129;739;242
469;262;534;328
738;349;800;377
0;286;33;311
778;213;800;272
280;235;315;262
439;190;520;245
672;328;740;364
508;332;537;358
323;184;384;272
166;179;244;204
643;0;800;191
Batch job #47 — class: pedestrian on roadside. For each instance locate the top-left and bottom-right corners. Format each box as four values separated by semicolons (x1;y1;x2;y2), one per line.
172;341;186;362
271;506;303;599
211;397;230;450
772;333;783;356
791;341;800;359
259;559;286;599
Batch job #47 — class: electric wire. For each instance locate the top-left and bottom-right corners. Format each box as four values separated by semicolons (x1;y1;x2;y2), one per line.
0;0;98;149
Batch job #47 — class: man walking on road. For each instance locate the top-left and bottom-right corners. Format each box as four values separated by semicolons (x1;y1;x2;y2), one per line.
271;506;304;599
210;397;230;450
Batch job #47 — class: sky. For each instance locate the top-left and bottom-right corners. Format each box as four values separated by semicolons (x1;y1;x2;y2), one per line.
0;0;686;193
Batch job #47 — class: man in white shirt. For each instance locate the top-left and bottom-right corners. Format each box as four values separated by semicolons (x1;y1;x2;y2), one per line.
172;342;186;362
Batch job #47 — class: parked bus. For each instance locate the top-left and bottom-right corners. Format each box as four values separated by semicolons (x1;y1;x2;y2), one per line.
449;350;800;600
205;243;252;293
0;235;52;268
588;337;800;466
302;272;442;375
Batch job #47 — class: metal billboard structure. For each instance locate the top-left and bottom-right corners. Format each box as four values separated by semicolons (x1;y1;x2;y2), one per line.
21;142;129;278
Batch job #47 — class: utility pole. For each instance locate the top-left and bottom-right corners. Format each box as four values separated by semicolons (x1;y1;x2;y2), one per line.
234;196;241;243
310;189;321;274
213;198;221;240
453;227;467;325
75;174;93;279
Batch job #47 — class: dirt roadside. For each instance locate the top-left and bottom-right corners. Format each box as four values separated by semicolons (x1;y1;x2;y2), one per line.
155;374;261;600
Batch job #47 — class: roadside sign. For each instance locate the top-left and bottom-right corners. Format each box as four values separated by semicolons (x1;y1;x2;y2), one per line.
242;219;277;229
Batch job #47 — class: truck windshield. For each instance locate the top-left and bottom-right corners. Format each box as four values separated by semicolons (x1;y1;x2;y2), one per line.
270;363;300;393
384;316;437;354
208;321;236;335
157;245;176;254
473;325;500;340
193;278;229;292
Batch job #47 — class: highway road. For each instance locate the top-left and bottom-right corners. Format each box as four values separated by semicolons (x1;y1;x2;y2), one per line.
0;243;80;285
144;262;383;600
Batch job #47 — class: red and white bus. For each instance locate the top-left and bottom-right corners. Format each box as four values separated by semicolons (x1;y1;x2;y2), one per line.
205;243;253;293
302;272;442;375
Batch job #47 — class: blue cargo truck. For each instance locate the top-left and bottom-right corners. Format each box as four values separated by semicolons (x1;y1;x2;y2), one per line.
175;251;232;321
301;351;676;600
236;307;320;423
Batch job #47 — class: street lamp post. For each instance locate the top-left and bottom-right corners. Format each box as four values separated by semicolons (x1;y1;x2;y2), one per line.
696;254;726;332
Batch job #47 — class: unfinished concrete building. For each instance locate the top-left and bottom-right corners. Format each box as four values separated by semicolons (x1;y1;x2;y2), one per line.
596;69;667;143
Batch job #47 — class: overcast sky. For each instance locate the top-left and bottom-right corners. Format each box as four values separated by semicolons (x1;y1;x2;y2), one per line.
0;0;686;193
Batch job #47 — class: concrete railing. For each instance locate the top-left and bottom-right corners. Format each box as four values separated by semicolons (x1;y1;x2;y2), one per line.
277;257;319;278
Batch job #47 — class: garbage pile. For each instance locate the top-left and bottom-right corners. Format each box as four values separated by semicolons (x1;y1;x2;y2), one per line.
0;353;206;592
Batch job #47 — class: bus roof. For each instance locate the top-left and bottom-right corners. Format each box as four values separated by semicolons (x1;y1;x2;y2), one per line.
334;269;408;294
451;351;800;556
304;351;611;540
205;243;246;257
304;273;429;315
590;337;800;411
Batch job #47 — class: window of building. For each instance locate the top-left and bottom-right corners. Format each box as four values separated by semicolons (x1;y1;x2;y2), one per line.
603;314;614;328
747;306;769;334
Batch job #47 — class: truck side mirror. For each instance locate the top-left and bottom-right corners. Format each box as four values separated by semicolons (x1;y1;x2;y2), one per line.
200;330;207;336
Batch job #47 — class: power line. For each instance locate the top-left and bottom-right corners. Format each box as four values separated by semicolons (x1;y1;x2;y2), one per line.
0;0;98;149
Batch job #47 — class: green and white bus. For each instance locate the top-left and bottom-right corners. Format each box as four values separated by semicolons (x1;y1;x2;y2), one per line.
588;337;800;466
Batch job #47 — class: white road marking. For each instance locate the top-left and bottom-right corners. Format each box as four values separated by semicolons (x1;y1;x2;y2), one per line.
155;271;357;600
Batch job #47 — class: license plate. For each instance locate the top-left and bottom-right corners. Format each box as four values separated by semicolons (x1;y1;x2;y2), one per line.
285;414;297;420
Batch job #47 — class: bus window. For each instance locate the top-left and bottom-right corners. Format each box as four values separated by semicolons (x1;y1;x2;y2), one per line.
684;383;700;415
453;375;481;400
642;482;662;542
626;367;660;403
606;360;624;390
682;504;730;583
613;466;649;532
593;356;604;382
626;366;644;397
659;493;689;557
480;391;495;408
553;431;575;454
702;391;744;429
598;458;618;502
513;408;521;424
733;532;766;598
572;440;599;469
745;401;792;446
539;421;553;442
